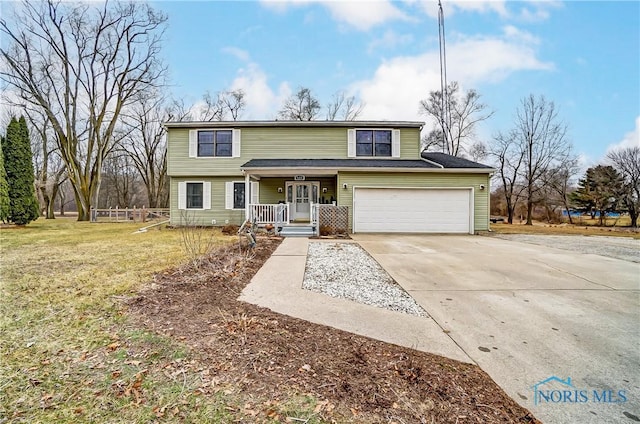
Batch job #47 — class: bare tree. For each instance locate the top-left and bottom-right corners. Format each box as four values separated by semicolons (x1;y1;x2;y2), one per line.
177;89;246;122
489;130;526;224
420;81;493;157
118;91;189;208
0;0;167;220
467;141;488;163
542;149;580;224
326;91;364;121
514;95;571;225
25;106;67;219
279;87;321;121
198;91;225;122
607;146;640;227
100;152;141;208
219;89;246;121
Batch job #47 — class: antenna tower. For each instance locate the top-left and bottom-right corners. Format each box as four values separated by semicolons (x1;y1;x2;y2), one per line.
438;0;450;154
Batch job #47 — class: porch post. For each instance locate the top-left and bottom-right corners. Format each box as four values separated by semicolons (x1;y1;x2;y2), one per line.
245;172;251;222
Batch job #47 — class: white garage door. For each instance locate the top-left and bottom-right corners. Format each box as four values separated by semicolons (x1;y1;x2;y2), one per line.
353;188;472;233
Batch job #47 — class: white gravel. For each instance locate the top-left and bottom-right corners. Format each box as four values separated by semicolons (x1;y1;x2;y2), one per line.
303;242;428;317
493;234;640;263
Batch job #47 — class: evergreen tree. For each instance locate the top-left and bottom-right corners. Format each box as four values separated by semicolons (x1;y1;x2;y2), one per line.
0;136;10;222
3;116;39;225
571;165;624;226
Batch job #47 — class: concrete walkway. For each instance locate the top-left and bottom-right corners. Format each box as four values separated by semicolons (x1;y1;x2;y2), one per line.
239;237;472;364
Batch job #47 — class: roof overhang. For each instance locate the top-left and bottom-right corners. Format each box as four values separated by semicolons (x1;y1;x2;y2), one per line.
164;120;425;129
241;166;495;176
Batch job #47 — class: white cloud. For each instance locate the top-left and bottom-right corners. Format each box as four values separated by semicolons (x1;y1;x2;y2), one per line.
606;116;640;154
221;47;251;62
448;32;553;83
228;63;291;119
353;30;553;121
260;0;410;31
517;0;563;23
368;30;413;53
420;0;509;19
502;25;540;45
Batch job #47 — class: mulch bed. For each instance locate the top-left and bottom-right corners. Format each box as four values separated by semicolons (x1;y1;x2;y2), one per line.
127;237;539;423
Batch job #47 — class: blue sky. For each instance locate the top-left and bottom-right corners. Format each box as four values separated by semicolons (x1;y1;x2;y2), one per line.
152;1;635;163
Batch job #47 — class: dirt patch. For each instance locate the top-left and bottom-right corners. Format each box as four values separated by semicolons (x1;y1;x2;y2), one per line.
127;237;539;423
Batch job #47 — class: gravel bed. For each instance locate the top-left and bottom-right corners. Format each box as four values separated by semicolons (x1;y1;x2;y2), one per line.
493;234;640;263
303;242;428;317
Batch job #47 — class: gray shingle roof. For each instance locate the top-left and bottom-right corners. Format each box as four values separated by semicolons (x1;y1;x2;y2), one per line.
241;159;441;169
421;152;493;169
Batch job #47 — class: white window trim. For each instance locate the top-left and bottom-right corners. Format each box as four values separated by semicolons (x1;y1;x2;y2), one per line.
189;129;241;158
348;128;400;158
225;180;258;210
178;181;211;210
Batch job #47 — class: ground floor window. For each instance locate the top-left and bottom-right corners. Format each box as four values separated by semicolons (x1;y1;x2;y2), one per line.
186;182;203;209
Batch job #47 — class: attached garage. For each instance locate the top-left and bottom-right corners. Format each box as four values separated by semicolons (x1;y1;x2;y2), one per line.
353;187;473;234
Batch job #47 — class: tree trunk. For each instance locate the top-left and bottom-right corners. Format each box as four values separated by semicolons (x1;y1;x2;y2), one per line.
505;196;514;224
563;204;573;225
625;198;638;228
526;197;533;225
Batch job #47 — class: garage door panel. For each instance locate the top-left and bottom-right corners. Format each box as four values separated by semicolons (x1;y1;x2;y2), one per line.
354;188;471;233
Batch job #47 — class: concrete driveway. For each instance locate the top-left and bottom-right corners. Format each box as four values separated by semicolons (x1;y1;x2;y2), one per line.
352;234;640;424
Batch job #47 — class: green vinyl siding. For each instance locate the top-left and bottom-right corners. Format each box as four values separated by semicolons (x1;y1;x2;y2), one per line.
170;176;340;226
170;177;245;226
336;172;491;232
168;126;422;177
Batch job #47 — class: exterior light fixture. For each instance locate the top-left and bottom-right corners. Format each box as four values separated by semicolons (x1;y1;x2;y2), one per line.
342;183;348;190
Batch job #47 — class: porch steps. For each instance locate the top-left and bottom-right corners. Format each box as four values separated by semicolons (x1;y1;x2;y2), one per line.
278;225;316;237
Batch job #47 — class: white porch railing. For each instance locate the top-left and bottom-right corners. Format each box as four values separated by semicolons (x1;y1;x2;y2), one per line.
310;202;319;230
249;203;289;226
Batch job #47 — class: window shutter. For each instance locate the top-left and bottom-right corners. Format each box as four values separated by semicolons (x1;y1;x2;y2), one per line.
250;181;259;204
189;130;197;158
225;182;234;209
347;129;356;158
232;129;241;157
178;182;186;209
203;181;211;209
392;129;401;158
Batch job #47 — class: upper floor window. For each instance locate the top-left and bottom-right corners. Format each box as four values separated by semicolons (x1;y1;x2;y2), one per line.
189;129;240;158
198;130;232;157
356;130;392;157
348;128;400;158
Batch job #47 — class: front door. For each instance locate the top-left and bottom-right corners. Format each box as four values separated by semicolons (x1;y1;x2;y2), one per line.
286;181;319;221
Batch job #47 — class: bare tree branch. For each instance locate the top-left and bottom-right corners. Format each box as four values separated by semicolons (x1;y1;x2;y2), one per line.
326;91;364;121
420;81;493;156
279;87;321;121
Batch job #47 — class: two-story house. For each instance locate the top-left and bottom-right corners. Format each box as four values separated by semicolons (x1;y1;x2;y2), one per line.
165;120;493;235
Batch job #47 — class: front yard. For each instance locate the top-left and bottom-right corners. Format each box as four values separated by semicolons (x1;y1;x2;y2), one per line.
1;218;538;423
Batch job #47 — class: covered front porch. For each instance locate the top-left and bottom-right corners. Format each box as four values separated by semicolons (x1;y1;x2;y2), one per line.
240;169;344;236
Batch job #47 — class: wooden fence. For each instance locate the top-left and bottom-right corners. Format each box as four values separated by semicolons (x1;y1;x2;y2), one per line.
90;207;170;223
